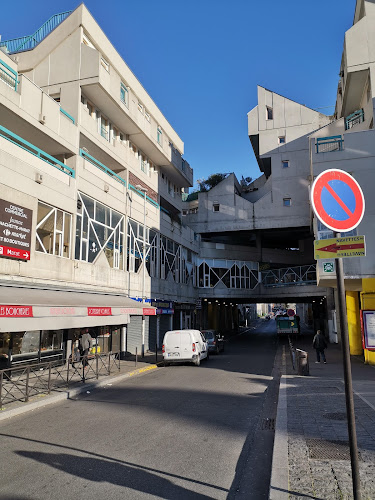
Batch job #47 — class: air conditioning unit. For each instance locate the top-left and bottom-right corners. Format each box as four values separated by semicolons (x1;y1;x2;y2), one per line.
39;114;46;124
35;172;43;184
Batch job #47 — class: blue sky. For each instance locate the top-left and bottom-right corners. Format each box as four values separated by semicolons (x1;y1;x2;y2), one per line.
2;0;355;188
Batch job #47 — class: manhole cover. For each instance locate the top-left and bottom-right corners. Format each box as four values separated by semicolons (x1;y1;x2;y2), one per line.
323;412;347;421
261;418;275;430
306;439;361;461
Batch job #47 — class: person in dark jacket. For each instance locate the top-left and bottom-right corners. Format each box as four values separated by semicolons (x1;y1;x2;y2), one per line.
313;330;327;363
79;329;93;367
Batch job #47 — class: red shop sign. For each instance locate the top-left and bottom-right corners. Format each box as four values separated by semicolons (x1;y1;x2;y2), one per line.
88;307;112;316
0;305;33;317
143;308;156;316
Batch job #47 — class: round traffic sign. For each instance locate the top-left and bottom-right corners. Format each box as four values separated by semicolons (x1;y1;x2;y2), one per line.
287;309;295;317
311;169;365;232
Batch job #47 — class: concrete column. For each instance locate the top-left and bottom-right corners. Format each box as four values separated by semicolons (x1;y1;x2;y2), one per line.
121;326;127;358
346;291;363;355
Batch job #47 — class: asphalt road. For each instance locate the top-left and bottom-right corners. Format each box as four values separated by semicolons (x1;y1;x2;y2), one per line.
0;319;280;500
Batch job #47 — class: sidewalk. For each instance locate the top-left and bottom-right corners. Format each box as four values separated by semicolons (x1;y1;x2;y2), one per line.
270;335;375;500
0;352;162;422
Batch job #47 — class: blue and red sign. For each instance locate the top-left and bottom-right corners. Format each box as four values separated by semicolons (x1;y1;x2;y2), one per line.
311;169;365;232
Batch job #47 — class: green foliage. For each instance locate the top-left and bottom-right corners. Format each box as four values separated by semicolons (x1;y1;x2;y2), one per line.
195;173;229;192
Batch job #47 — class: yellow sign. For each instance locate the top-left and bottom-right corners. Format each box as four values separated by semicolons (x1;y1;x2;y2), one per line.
314;236;366;260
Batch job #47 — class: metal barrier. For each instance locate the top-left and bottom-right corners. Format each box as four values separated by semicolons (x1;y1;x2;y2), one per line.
288;337;309;376
0;352;121;408
316;135;344;153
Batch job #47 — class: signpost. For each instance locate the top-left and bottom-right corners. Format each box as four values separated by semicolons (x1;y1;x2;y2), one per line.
314;235;366;260
311;169;365;500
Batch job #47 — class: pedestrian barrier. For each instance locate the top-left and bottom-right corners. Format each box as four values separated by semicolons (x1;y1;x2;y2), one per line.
0;351;121;408
295;349;309;376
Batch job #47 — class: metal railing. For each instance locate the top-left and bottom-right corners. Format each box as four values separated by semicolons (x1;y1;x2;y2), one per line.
80;149;126;187
129;183;160;208
0;11;72;54
316;135;344;153
345;109;364;130
261;264;316;287
60;107;75;124
0;124;75;177
0;59;19;90
0;352;120;408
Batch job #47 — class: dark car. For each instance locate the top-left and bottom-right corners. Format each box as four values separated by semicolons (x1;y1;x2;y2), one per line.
201;330;224;354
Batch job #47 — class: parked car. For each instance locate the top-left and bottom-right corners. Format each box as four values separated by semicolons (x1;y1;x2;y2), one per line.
201;329;224;354
162;329;209;366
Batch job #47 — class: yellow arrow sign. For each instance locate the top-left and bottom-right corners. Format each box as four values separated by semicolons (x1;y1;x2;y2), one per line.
315;236;366;260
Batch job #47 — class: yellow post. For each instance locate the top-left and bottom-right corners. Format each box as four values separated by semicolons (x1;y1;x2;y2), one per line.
346;291;363;355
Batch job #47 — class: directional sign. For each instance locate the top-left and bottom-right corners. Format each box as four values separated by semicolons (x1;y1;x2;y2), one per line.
314;235;366;259
311;169;365;232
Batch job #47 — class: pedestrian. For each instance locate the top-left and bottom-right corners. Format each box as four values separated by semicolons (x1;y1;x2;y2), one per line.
80;328;93;367
313;329;327;364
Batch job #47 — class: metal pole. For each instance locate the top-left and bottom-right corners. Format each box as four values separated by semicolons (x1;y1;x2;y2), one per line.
142;189;147;358
335;231;361;500
135;347;138;368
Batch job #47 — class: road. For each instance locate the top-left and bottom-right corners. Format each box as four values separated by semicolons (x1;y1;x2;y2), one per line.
0;319;280;500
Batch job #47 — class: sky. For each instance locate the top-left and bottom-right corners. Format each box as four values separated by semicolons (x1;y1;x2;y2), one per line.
1;0;355;189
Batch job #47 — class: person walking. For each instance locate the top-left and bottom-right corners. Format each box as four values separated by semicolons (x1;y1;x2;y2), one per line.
313;329;327;364
79;329;93;367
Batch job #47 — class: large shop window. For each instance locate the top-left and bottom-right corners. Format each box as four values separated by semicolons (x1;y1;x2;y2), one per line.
75;193;125;269
127;219;157;276
36;202;72;258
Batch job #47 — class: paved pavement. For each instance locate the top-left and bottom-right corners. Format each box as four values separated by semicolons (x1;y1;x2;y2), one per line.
270;334;375;500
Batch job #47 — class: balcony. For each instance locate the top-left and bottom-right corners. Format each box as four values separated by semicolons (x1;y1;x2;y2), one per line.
261;265;316;287
316;135;344;153
345;109;364;130
170;144;193;185
0;59;19;91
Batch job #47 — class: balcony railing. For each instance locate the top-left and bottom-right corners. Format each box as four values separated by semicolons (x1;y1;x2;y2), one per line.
345;109;364;130
0;59;19;91
80;149;126;187
170;144;193;180
261;265;316;287
129;183;159;208
0;124;75;177
316;135;344;153
0;11;72;54
60;107;75;124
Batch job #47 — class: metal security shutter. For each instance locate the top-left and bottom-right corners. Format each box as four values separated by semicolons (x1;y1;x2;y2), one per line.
148;316;157;352
160;315;172;345
127;316;143;355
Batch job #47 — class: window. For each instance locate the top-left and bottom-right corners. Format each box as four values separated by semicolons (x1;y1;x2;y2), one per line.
282;160;289;168
278;136;286;144
82;34;94;48
182;209;188;216
213;203;220;212
138;102;144;114
100;116;109;141
75;193;125;269
189;207;198;214
139;151;149;175
36;201;71;258
120;83;129;107
145;110;150;122
101;57;110;72
266;107;273;120
283;198;291;207
51;94;60;103
157;127;163;145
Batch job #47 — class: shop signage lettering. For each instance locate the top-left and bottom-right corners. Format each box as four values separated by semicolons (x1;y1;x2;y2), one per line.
143;308;156;316
156;308;174;315
88;307;112;316
0;305;33;317
0;200;32;261
119;308;142;315
50;307;76;315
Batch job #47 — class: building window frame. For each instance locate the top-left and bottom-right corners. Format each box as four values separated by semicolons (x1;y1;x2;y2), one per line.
36;201;72;258
283;197;291;207
266;106;273;120
213;203;220;212
120;83;129;107
278;136;286;145
282;160;289;168
157;127;163;146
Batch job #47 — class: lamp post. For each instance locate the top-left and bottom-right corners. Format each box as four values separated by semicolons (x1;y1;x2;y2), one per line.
136;185;147;358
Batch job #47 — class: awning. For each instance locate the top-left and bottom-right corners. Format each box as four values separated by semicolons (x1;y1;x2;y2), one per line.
0;286;156;332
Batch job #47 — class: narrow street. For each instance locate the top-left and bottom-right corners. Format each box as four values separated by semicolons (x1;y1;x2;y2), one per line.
0;320;280;500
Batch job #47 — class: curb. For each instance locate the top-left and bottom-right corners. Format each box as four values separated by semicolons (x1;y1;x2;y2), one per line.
269;346;289;500
0;362;162;422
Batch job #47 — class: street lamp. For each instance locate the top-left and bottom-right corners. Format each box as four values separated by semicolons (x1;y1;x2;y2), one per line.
135;185;147;357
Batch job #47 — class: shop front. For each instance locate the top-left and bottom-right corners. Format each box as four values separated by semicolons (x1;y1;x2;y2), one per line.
0;286;155;368
173;303;196;330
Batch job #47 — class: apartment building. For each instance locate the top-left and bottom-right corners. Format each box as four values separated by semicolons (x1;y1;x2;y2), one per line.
309;0;375;363
0;5;197;367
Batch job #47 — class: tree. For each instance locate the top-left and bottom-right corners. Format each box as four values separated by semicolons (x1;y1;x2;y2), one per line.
195;173;229;192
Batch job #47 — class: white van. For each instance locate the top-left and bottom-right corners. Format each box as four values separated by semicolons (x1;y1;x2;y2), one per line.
162;329;209;366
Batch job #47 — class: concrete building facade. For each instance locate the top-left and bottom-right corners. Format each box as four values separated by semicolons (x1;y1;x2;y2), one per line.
0;5;197;366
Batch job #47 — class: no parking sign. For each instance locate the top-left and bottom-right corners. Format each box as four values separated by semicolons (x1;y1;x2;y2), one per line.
311;169;365;232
